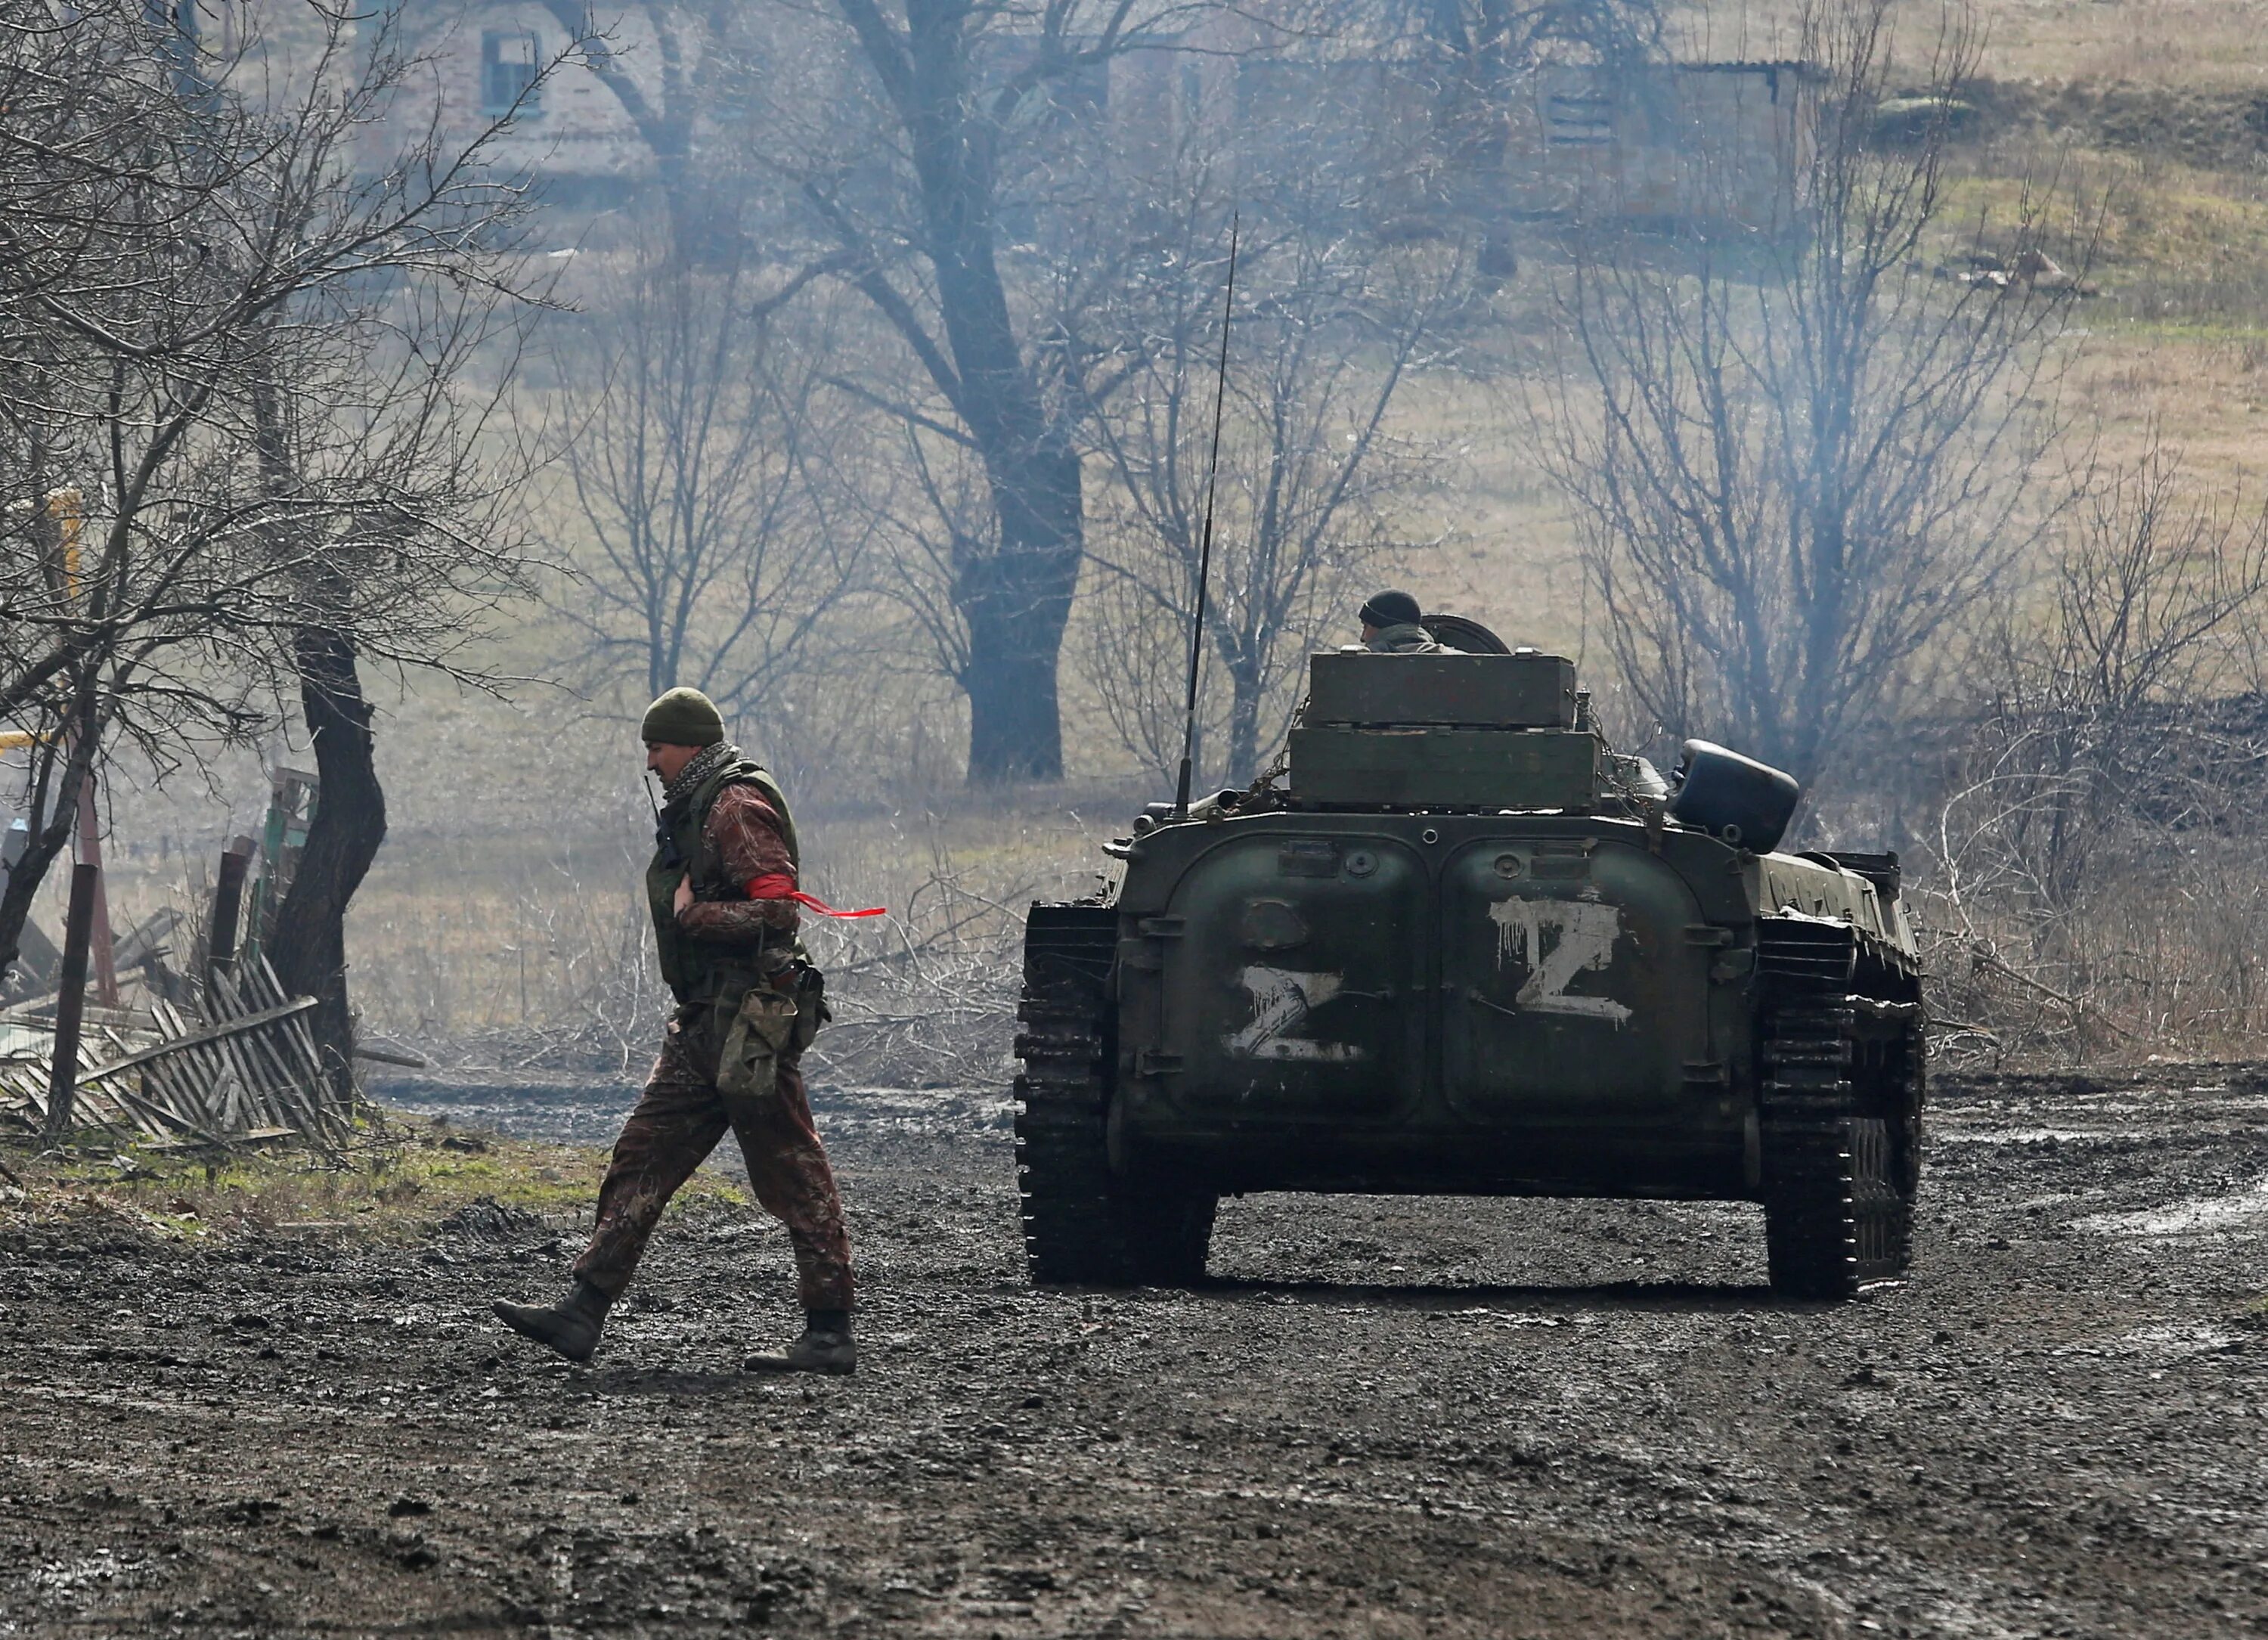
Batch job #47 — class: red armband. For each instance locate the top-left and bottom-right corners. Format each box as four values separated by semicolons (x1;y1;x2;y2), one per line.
745;873;886;919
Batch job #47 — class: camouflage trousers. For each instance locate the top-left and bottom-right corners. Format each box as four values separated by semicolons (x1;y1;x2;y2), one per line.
570;1016;855;1313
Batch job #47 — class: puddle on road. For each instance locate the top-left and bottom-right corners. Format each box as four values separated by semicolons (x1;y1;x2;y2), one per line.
30;1552;143;1594
2072;1094;2268;1115
1932;1127;2106;1146
370;1076;1010;1145
2055;1322;2243;1360
2077;1179;2268;1237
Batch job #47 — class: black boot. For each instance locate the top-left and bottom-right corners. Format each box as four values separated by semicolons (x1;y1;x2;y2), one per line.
744;1308;856;1376
494;1279;613;1363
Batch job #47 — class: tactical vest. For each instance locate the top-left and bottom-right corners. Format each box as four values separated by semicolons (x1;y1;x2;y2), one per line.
646;754;804;1004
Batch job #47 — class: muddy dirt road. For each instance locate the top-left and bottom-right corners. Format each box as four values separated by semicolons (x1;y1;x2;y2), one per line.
6;1065;2268;1638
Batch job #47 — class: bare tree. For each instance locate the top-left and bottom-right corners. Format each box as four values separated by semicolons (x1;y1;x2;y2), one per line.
0;0;545;1068
553;204;872;727
253;277;539;1100
730;0;1213;784
1536;0;2086;788
1937;442;2268;925
1080;198;1462;785
0;0;284;982
854;423;994;724
1917;442;2268;1055
534;2;693;186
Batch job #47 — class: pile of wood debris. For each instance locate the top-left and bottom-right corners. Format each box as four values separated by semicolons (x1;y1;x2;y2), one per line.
0;957;345;1150
0;768;367;1152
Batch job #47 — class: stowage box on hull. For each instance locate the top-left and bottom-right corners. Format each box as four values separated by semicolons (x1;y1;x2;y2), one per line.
1287;726;1602;810
1303;650;1579;727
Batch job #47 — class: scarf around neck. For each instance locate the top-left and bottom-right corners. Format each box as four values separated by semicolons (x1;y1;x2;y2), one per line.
661;740;739;810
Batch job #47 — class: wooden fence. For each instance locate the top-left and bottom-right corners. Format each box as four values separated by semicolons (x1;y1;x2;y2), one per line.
0;959;345;1149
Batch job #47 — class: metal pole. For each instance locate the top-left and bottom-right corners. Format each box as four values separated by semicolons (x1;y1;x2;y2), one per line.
51;488;116;1009
44;862;99;1137
76;770;116;1009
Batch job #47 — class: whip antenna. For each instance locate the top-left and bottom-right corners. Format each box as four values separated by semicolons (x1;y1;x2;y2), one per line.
1175;212;1240;817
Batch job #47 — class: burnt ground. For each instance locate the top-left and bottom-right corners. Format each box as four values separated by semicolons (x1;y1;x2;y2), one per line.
7;1065;2268;1638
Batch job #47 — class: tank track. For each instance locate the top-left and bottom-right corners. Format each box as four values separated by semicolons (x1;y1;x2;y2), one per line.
1756;919;1923;1301
1014;905;1215;1285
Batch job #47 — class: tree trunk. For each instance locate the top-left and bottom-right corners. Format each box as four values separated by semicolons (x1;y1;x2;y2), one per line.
247;364;385;1103
959;440;1083;783
268;624;386;1107
1447;0;1516;279
818;0;1104;780
0;690;101;995
885;0;1088;783
962;628;1065;783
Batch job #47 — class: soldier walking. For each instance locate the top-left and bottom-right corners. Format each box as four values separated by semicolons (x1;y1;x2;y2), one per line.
494;688;866;1374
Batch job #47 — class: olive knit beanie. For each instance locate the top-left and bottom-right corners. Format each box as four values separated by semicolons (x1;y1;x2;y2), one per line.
1359;589;1423;628
640;687;725;747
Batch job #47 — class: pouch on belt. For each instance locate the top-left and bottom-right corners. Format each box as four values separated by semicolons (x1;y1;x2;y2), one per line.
718;986;800;1101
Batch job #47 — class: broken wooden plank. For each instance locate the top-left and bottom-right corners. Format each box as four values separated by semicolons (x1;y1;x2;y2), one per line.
74;996;320;1084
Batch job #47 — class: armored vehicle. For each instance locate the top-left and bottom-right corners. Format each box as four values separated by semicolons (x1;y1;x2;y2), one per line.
1014;634;1923;1301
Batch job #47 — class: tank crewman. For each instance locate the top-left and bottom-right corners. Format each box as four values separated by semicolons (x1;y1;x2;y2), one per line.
1358;589;1458;654
494;687;869;1375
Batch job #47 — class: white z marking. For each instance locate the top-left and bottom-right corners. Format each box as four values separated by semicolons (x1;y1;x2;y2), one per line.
1489;898;1631;1026
1225;967;1365;1062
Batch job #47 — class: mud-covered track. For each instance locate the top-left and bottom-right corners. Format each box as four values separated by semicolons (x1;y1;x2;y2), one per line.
5;1063;2268;1636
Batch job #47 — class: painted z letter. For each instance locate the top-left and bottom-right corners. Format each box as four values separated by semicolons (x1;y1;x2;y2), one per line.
1225;966;1365;1062
1489;898;1632;1026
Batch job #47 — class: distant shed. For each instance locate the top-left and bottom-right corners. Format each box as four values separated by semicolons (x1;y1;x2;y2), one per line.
1507;60;1823;238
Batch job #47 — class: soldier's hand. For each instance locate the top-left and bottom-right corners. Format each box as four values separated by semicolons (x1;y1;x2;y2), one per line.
674;873;693;916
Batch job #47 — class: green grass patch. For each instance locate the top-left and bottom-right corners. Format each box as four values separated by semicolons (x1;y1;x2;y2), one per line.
1938;150;2268;330
0;1115;745;1246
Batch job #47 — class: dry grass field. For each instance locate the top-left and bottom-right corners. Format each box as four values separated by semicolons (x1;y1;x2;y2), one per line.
24;0;2268;1068
1684;0;2268;88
